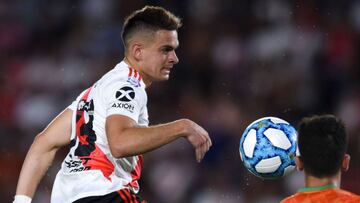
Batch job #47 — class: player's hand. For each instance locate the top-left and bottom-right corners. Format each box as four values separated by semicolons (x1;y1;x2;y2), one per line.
181;119;212;163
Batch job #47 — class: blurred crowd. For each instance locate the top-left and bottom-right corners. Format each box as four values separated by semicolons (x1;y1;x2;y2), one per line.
1;0;360;202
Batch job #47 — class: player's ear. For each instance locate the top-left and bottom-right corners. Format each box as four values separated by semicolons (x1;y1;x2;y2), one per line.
342;154;350;172
130;42;142;61
295;156;304;171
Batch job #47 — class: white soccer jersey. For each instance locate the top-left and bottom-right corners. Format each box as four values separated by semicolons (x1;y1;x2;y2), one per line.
51;61;149;203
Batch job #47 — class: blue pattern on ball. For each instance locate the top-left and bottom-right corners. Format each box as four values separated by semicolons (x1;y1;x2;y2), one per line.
239;117;297;179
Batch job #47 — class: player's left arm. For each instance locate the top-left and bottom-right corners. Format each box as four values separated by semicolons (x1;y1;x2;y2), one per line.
14;108;72;202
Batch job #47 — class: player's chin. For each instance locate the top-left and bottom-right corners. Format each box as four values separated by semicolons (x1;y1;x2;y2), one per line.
152;75;169;82
159;74;170;81
157;72;170;81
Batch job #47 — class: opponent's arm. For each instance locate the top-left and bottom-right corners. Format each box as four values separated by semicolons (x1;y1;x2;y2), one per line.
106;115;212;162
15;109;73;201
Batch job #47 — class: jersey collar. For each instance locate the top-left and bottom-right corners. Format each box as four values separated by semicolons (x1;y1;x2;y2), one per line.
298;184;337;192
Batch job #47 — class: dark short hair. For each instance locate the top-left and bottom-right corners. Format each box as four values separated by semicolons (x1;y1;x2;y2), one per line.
297;114;348;178
121;6;182;50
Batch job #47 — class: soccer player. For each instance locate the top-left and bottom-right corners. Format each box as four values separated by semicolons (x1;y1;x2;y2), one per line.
281;115;360;202
14;6;212;203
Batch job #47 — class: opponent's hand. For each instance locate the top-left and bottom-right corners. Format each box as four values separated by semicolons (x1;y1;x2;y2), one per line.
181;119;212;163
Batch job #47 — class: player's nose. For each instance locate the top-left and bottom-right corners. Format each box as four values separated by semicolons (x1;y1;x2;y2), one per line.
169;50;179;64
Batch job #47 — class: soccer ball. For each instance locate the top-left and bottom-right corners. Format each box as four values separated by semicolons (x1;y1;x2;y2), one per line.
239;117;297;179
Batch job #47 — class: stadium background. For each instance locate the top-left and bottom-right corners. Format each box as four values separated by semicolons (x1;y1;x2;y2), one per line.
1;0;360;202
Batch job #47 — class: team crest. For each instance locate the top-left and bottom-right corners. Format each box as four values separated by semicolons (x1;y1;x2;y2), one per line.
127;76;141;87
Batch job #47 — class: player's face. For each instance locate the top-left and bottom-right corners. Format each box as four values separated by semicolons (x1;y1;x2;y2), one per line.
139;30;179;82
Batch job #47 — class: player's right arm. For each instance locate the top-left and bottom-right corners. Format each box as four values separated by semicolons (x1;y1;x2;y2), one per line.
14;108;73;202
106;115;212;162
105;81;212;163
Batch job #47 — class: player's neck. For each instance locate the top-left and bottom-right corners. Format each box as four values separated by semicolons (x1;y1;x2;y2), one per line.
304;172;341;188
123;57;152;88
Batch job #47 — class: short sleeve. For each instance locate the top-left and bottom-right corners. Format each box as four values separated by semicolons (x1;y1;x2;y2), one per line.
67;100;77;111
67;89;88;111
104;82;145;123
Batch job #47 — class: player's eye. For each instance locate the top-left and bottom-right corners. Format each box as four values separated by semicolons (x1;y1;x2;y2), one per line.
162;46;174;54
